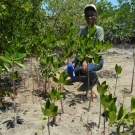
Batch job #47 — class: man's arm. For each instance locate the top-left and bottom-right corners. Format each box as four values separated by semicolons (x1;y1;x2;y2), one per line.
82;59;104;72
88;59;104;72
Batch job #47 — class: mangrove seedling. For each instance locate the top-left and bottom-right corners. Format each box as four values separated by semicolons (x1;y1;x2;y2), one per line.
97;81;109;128
40;99;58;135
40;53;56;99
0;38;26;131
53;72;71;113
114;64;122;96
47;87;65;102
129;97;135;134
76;25;112;111
102;97;135;134
47;87;65;125
39;124;45;135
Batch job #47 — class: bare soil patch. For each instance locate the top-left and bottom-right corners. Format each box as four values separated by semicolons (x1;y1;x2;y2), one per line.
0;47;135;135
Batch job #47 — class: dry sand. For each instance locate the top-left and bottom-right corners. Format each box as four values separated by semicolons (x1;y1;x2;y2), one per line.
0;47;135;135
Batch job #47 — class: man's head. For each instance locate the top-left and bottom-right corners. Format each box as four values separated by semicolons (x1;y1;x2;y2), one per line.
84;4;97;26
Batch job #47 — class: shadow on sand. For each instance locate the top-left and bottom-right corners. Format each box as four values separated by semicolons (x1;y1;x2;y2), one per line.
2;116;24;129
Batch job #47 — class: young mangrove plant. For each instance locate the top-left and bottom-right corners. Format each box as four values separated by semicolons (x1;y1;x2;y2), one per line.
98;83;135;134
97;81;109;129
40;53;57;99
106;97;135;134
129;97;135;134
0;38;26;131
101;94;117;135
76;26;112;111
47;87;65;125
114;64;122;96
39;124;45;135
39;99;58;135
53;72;71;113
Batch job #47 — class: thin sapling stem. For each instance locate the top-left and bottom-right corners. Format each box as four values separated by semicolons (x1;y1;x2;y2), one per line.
48;117;50;135
86;61;89;98
44;78;47;100
32;76;35;104
104;117;105;135
114;74;118;96
131;52;135;93
60;84;64;113
12;65;17;131
98;101;101;128
87;61;92;112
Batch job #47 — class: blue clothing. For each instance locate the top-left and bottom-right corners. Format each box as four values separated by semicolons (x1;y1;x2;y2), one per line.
88;59;104;72
73;59;104;76
73;59;104;72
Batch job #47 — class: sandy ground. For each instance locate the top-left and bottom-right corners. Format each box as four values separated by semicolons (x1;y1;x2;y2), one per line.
0;47;135;135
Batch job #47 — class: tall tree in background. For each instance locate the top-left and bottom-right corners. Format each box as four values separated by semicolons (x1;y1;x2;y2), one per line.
0;0;135;54
0;0;47;54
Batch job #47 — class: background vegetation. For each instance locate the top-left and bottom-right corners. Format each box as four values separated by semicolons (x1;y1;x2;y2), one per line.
0;0;135;55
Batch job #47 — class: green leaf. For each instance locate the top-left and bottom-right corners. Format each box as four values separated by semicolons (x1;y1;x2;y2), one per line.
63;72;69;81
109;111;116;122
15;62;25;68
45;109;51;117
3;65;9;72
88;25;96;37
53;76;59;83
116;126;121;134
64;79;72;85
104;110;109;118
0;56;12;64
109;103;117;113
57;93;65;99
39;124;45;130
100;94;115;109
10;71;18;80
97;81;108;95
129;112;135;119
124;119;130;128
45;99;50;109
49;103;55;111
115;64;122;75
39;117;47;120
117;106;124;120
59;72;64;83
131;97;135;111
92;55;102;65
130;109;135;113
14;53;26;61
123;107;127;116
21;1;32;12
41;107;45;115
52;106;58;114
2;5;6;9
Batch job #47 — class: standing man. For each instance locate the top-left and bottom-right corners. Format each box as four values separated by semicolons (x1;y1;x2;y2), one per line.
67;4;104;98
